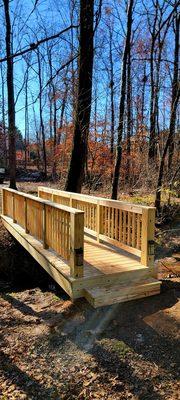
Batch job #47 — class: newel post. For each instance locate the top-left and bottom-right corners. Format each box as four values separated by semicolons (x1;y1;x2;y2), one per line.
141;207;156;277
70;211;84;278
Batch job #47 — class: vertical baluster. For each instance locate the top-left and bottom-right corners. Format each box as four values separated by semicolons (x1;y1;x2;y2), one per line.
107;207;111;237
24;197;28;233
123;211;126;243
12;193;16;223
127;212;131;245
119;210;123;242
96;201;100;242
42;203;47;248
111;208;114;238
115;208;118;241
137;214;141;249
132;213;136;247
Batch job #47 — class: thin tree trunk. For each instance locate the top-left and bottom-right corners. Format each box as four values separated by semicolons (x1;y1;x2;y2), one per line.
111;0;134;199
65;0;94;192
155;13;179;211
0;63;7;167
58;78;68;144
3;0;17;189
109;27;115;159
32;100;40;170
126;48;132;180
52;92;57;179
148;2;158;162
168;16;179;169
37;49;47;178
24;69;29;169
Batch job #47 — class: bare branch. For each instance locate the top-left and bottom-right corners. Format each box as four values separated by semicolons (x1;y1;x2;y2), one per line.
0;24;78;63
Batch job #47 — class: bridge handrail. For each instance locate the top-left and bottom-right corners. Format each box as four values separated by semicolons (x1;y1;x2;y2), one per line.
1;188;84;278
38;187;156;269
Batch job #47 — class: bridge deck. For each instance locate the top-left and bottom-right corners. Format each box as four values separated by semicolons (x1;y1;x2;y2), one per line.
2;214;153;301
83;235;145;277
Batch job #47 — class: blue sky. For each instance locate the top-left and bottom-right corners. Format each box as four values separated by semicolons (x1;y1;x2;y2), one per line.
0;0;177;140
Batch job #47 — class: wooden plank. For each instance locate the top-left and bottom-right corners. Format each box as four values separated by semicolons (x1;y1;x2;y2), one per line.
42;204;48;249
137;214;141;249
24;197;28;233
38;186;155;213
87;289;160;308
127;212;131;245
84;278;161;308
3;188;83;215
123;211;126;243
132;213;136;248
96;202;100;242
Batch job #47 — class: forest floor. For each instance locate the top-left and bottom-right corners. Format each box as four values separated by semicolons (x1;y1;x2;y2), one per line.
0;181;180;400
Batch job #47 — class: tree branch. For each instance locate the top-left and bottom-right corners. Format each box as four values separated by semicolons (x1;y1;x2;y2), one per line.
0;24;78;63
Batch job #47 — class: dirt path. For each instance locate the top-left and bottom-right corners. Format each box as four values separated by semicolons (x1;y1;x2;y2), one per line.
0;274;180;400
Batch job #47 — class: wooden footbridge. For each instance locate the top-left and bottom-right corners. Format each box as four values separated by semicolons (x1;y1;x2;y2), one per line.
1;187;161;307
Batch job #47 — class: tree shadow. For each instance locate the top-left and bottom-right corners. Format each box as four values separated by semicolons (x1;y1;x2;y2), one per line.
1;283;179;399
0;334;64;399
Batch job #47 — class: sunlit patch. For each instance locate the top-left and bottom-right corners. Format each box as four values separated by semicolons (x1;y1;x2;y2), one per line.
144;305;180;339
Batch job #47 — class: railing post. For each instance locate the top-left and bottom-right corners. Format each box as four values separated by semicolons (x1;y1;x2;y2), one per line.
70;212;84;278
141;208;156;276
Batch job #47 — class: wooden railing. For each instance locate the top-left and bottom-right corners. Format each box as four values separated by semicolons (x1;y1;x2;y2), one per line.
1;188;84;278
38;187;156;269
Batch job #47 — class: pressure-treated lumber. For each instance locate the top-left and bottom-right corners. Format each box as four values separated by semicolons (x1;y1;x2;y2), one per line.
84;278;161;308
2;187;84;278
38;187;156;273
1;187;161;308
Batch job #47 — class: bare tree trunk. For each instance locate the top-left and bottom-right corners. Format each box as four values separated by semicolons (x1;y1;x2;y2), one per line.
168;15;179;169
58;74;68;144
155;13;179;212
109;26;115;160
141;63;147;128
65;0;94;192
37;48;47;178
0;63;7;167
47;46;58;179
111;0;134;199
52;92;57;179
3;0;17;189
126;47;132;180
148;1;159;162
70;0;77;121
24;69;29;169
32;99;40;170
